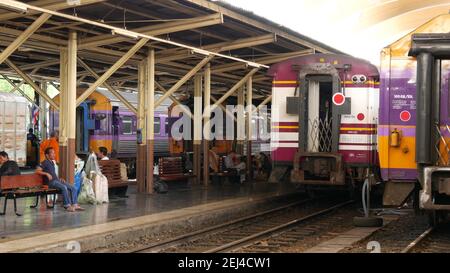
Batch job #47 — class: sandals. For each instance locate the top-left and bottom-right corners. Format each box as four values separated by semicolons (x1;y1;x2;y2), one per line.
73;205;85;211
64;205;76;212
64;204;85;212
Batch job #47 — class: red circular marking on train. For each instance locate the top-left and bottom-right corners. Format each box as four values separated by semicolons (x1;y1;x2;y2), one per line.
400;111;411;122
332;93;345;106
357;113;365;121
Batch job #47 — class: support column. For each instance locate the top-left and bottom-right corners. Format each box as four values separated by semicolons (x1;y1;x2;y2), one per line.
66;31;77;184
203;64;211;186
39;81;48;140
136;60;147;193
246;76;253;182
193;74;203;184
146;49;155;194
59;47;68;178
237;85;245;154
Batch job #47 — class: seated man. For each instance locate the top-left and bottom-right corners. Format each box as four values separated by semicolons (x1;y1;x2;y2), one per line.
36;147;84;212
97;147;109;161
0;151;21;177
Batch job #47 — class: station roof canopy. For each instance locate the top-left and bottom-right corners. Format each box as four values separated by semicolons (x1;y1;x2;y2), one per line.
0;0;344;99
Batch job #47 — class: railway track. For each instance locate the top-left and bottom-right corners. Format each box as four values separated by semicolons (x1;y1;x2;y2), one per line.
402;222;450;253
127;197;353;253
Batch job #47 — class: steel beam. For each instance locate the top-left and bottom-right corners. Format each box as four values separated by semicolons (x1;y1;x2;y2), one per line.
155;81;193;120
0;13;51;65
155;55;214;107
76;38;149;106
1;74;39;109
0;0;106;21
5;58;59;109
213;49;314;73
79;13;223;49
211;95;236;122
77;57;138;115
157;34;276;63
257;95;272;110
20;59;59;71
212;68;259;109
184;0;335;53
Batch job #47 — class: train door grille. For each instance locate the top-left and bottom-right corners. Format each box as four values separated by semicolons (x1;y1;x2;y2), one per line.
308;117;333;153
436;124;450;166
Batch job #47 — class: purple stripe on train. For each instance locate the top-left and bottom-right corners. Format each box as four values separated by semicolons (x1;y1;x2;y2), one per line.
381;168;417;182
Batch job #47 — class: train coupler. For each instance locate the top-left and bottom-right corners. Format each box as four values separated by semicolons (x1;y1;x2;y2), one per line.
420;166;450;210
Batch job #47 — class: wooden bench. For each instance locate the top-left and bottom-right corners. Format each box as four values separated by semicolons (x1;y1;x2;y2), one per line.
158;157;194;182
0;174;61;216
98;159;135;197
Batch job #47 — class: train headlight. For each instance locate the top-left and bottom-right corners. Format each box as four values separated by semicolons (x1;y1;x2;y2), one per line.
351;75;367;84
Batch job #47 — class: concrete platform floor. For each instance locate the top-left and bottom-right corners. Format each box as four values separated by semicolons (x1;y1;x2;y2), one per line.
0;181;298;241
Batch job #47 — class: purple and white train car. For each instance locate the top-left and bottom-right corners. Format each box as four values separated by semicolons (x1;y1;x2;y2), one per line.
268;54;380;186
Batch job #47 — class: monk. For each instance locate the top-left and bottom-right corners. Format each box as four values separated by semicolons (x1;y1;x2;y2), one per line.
40;131;59;163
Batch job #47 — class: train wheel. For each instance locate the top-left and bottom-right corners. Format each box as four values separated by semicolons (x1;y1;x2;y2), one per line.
353;216;383;227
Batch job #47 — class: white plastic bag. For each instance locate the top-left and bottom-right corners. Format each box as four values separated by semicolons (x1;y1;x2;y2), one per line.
77;177;97;204
85;152;109;204
85;152;100;175
91;172;109;204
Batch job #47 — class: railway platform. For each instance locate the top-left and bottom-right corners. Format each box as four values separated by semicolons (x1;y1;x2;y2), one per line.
0;181;300;253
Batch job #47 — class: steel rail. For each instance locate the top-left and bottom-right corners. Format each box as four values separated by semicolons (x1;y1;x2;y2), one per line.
128;198;312;253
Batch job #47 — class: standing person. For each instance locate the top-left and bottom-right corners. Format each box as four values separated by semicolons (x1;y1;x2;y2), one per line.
36;147;84;212
0;151;21;177
40;131;59;163
27;128;38;144
27;128;39;167
97;147;109;161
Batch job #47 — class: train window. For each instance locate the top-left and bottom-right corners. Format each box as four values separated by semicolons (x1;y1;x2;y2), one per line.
122;116;133;135
154;117;160;135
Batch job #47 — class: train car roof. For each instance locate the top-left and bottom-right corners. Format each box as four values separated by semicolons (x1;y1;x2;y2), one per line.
383;14;450;58
95;88;172;113
267;53;379;80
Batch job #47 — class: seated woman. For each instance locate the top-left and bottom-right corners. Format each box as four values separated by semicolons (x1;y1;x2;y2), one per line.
0;151;21;177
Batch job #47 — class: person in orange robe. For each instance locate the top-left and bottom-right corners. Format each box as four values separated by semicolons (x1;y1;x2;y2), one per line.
40;131;59;163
